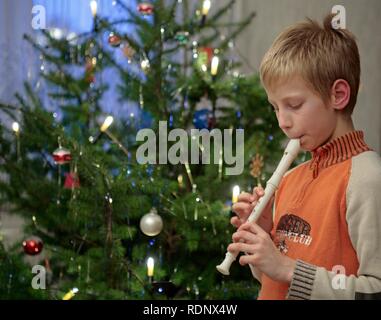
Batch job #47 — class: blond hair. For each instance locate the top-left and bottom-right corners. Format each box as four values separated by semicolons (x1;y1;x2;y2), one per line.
260;14;360;115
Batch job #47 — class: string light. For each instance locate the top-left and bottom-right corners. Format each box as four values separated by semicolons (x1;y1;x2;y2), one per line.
141;58;150;73
32;215;37;227
184;162;194;186
218;149;223;180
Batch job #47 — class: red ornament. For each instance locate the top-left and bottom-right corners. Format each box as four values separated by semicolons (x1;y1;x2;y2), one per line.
64;172;80;189
137;3;154;15
22;237;43;255
53;147;71;165
108;33;122;47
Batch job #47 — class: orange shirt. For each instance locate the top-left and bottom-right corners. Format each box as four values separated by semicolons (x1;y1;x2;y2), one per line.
258;131;371;300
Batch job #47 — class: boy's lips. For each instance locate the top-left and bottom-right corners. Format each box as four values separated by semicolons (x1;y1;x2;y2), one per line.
289;135;303;140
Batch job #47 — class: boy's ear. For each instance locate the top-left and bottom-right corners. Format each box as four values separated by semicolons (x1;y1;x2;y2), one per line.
330;79;350;110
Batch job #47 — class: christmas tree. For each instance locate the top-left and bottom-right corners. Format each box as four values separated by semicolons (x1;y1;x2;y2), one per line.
0;0;294;299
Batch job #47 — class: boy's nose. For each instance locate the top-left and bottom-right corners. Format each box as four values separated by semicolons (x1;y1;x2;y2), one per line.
277;110;292;130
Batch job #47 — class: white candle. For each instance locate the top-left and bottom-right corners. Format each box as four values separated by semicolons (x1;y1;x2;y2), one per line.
211;56;219;76
232;185;240;204
12;122;20;161
147;257;154;277
12;122;20;134
62;287;79;300
90;0;98;17
177;174;184;188
100;116;113;132
202;0;211;16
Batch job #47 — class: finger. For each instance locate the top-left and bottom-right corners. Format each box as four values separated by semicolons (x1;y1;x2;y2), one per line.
230;216;242;228
250;222;267;236
239;254;256;266
253;186;265;197
232;230;259;244
228;242;256;254
237;192;256;203
238;221;267;236
238;221;257;233
232;202;254;216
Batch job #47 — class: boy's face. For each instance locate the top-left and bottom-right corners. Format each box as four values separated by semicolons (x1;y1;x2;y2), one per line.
265;75;337;151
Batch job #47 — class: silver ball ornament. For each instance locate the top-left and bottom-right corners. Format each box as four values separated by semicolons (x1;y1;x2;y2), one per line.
140;208;163;236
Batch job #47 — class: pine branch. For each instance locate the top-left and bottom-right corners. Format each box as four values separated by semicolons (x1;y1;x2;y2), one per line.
0;103;19;122
208;0;237;24
219;12;256;51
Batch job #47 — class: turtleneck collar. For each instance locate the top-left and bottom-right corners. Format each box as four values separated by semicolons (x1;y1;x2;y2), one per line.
309;130;372;178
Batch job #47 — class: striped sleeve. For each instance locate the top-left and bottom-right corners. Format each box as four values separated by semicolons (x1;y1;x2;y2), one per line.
287;260;316;300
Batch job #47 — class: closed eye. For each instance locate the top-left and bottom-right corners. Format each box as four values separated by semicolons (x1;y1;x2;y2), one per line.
289;103;302;109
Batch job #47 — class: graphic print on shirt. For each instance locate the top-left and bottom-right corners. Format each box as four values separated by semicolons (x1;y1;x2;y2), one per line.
274;214;313;253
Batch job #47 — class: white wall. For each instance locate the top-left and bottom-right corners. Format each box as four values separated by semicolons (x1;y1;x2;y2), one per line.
0;0;33;248
0;0;34;105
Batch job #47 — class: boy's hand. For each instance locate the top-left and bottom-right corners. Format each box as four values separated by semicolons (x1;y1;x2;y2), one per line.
231;186;274;234
228;222;296;284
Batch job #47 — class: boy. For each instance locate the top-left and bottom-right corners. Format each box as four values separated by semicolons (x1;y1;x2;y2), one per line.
228;14;381;299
